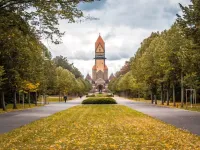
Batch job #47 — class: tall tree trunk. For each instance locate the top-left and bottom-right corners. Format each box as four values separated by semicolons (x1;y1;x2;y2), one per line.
173;84;176;107
151;91;153;104
167;89;169;106
161;83;164;105
181;71;184;107
18;91;20;104
138;91;140;101
44;93;46;104
59;91;61;102
35;92;37;106
1;92;6;111
13;91;17;109
22;92;24;108
154;95;157;105
28;91;31;107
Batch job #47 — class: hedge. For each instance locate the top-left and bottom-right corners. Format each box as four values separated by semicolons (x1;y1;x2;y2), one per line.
82;97;117;104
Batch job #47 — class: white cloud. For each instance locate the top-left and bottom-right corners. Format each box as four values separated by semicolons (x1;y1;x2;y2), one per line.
43;0;191;77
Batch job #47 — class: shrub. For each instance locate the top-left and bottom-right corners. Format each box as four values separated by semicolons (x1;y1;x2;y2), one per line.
82;97;117;104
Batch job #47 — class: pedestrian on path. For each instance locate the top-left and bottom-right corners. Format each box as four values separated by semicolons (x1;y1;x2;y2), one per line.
64;95;67;103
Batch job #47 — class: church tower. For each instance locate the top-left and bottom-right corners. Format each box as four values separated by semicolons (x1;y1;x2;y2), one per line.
92;34;108;84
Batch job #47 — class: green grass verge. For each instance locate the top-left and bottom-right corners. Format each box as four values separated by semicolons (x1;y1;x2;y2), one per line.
82;97;117;104
44;96;74;102
86;94;95;97
0;104;44;114
130;98;200;112
0;105;199;150
86;93;114;98
46;96;59;102
96;93;114;97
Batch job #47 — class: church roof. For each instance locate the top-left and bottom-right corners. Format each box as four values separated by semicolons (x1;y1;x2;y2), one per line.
92;65;97;70
95;34;105;50
85;73;92;81
109;73;115;81
104;65;108;70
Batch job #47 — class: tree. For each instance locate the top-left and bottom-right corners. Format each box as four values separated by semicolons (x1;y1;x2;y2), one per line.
53;56;82;78
0;11;47;108
0;0;100;43
114;22;200;105
0;66;5;89
177;0;200;46
0;66;6;111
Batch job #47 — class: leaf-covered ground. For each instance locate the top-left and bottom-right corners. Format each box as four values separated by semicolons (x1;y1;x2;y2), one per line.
131;98;200;112
0;105;199;150
0;104;44;114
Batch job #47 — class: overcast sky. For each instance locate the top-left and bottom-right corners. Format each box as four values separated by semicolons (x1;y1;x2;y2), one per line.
43;0;190;77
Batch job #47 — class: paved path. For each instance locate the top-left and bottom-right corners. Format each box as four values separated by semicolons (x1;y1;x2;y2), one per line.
0;97;84;134
115;97;200;136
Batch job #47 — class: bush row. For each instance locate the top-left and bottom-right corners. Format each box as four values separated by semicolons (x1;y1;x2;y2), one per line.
82;97;117;104
86;94;114;97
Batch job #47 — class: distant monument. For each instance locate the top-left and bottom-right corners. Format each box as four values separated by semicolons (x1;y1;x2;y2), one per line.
91;34;109;92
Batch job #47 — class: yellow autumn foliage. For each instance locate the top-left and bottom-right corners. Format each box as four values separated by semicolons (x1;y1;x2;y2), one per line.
22;80;40;92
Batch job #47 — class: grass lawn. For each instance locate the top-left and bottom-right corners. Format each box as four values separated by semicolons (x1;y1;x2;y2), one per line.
95;93;113;97
0;105;199;150
0;103;44;114
44;96;74;102
131;98;200;112
46;96;60;102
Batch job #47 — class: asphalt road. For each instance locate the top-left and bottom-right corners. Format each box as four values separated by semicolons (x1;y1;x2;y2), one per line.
0;97;84;134
115;97;200;136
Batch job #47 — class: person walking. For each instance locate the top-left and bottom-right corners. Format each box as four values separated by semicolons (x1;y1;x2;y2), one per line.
64;95;67;103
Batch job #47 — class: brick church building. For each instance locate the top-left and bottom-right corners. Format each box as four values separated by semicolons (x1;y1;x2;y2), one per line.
91;34;109;92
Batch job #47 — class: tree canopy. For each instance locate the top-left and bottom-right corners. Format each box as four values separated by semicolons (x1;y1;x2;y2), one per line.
0;0;100;43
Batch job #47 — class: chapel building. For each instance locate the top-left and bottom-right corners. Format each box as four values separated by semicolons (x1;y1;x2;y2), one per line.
92;34;109;92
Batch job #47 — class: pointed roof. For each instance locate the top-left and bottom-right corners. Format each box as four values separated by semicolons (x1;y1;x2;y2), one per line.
92;65;97;70
95;34;105;50
109;73;115;81
104;65;108;70
85;73;92;81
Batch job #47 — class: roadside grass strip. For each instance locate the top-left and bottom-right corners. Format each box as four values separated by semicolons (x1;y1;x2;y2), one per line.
0;104;44;114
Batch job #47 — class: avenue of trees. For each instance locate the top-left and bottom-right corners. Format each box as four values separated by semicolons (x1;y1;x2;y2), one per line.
109;1;200;106
0;0;94;110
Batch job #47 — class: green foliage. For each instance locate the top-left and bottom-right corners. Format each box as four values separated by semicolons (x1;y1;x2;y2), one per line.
110;21;200;101
0;66;5;89
0;0;94;108
0;0;98;43
53;56;82;78
55;66;92;95
177;0;200;46
82;97;117;104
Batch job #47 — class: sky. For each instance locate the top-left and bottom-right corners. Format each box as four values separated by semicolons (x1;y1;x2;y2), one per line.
43;0;190;78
